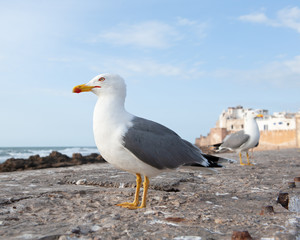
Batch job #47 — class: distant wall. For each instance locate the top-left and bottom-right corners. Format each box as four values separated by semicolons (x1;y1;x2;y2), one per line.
195;128;229;146
255;130;296;151
296;114;300;148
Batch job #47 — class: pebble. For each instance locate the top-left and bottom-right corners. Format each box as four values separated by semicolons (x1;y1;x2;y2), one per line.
231;231;252;240
76;179;87;185
260;205;275;215
214;218;224;224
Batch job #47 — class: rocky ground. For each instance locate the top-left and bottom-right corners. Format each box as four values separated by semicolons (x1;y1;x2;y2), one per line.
0;149;299;240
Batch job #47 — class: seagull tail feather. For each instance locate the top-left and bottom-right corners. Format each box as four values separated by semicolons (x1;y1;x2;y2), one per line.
185;153;236;168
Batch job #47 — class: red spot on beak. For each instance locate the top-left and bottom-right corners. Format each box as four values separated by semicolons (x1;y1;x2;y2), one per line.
73;87;82;93
93;86;101;88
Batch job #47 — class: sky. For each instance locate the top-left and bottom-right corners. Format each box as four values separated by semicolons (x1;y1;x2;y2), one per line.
0;0;300;147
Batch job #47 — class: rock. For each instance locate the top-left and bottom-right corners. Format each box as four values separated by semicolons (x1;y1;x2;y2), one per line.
72;153;83;159
38;235;61;240
288;182;296;188
294;177;300;182
75;179;87;185
0;151;106;172
112;214;121;220
71;226;81;234
259;205;275;215
231;231;253;240
165;217;185;223
277;192;289;209
214;218;224;224
58;236;67;240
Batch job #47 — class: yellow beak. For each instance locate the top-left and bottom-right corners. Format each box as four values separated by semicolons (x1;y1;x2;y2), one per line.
72;84;96;93
256;114;263;118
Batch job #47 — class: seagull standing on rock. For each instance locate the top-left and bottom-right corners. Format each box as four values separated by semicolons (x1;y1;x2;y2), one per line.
214;111;263;166
73;73;231;209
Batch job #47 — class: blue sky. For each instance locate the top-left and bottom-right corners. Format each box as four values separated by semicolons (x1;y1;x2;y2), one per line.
0;0;299;146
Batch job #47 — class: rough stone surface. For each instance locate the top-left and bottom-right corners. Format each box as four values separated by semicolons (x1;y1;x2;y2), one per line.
0;149;299;239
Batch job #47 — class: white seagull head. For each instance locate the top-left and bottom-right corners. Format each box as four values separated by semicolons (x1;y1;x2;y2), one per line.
245;110;263;119
72;73;126;97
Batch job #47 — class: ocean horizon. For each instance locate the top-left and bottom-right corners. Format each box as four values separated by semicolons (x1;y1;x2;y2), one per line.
0;146;99;163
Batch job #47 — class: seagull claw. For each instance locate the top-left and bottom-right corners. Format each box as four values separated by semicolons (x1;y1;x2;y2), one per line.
116;202;145;209
116;202;139;208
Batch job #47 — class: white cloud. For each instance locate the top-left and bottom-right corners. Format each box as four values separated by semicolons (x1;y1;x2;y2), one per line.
92;21;180;48
239;12;270;24
238;6;300;33
89;57;205;80
283;55;300;74
212;55;300;88
176;17;209;39
177;17;199;26
89;54;300;88
277;7;300;33
92;18;208;48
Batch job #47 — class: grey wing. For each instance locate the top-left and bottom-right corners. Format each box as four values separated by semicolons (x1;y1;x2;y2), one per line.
123;117;209;170
220;130;249;149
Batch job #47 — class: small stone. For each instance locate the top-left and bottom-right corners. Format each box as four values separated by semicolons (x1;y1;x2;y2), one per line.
260;205;275;215
78;225;91;235
294;177;300;182
231;231;253;240
79;190;87;196
112;214;121;220
91;225;101;232
173;200;180;207
277;192;289;209
71;225;91;235
71;227;80;234
288;182;296;188
76;179;87;185
153;196;162;201
215;218;223;224
165;217;185;223
38;235;62;240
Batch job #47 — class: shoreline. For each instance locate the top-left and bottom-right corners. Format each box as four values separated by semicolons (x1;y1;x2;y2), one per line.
0;151;105;172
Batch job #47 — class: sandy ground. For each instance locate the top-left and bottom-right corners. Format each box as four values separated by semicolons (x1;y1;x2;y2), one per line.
0;149;299;240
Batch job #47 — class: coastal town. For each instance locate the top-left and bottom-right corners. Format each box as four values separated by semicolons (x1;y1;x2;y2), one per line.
195;105;300;151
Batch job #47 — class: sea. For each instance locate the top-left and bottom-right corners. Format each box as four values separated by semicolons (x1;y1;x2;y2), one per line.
0;146;99;164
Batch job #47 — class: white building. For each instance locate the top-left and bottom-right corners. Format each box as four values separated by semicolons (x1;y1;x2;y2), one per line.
257;112;296;131
217;106;296;132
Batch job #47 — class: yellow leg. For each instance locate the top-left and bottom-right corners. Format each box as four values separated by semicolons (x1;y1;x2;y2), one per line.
139;176;149;208
239;152;245;165
117;175;149;209
116;173;141;208
246;152;254;166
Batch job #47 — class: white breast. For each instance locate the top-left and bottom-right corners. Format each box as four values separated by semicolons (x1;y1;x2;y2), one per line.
93;97;161;177
240;118;260;152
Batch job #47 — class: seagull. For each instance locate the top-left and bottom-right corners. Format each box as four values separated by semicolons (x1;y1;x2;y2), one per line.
214;111;263;166
73;73;231;209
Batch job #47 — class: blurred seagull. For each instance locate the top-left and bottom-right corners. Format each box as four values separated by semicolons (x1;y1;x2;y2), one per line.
214;111;263;166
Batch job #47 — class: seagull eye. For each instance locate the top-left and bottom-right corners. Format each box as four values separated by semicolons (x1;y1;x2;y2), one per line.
98;77;105;81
